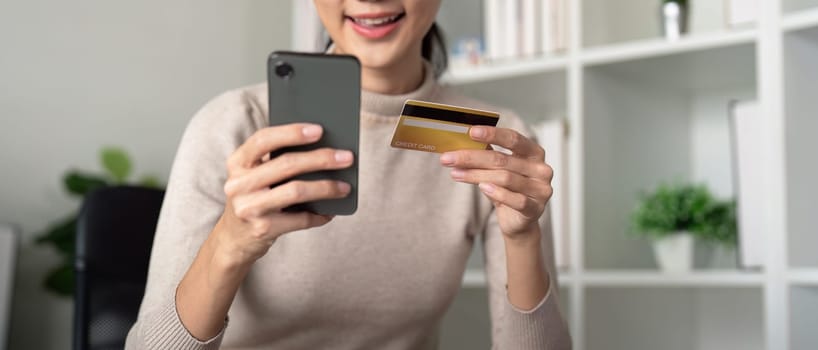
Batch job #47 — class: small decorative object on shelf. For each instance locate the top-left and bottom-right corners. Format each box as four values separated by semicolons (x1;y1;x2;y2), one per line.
631;183;737;273
661;0;689;41
449;37;485;68
35;147;163;296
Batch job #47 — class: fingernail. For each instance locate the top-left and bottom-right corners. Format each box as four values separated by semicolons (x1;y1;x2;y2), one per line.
337;182;351;194
335;150;353;163
302;124;322;139
470;127;486;139
440;153;455;165
479;182;495;194
450;169;465;179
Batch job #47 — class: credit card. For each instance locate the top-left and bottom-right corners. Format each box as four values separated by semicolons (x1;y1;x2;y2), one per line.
390;100;500;153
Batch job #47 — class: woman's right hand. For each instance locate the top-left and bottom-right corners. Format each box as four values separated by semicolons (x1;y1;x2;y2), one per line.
176;123;353;341
214;123;354;267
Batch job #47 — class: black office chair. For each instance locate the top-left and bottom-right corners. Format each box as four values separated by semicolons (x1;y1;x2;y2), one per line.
74;186;165;350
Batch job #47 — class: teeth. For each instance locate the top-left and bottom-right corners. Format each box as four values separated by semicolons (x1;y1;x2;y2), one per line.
353;15;399;26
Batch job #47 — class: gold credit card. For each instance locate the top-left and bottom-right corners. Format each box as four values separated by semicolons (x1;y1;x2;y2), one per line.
390;100;500;153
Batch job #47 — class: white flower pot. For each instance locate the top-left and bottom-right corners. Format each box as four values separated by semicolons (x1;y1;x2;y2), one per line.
652;232;693;273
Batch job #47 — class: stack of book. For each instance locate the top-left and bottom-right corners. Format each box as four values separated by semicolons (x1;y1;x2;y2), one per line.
483;0;568;62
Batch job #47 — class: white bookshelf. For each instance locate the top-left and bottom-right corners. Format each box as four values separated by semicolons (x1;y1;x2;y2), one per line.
438;1;816;349
290;0;816;348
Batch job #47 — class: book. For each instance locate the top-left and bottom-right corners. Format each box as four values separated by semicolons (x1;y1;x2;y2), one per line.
729;100;765;269
553;0;568;52
503;0;521;59
541;0;568;54
541;0;554;53
521;0;540;57
535;119;570;268
484;0;505;61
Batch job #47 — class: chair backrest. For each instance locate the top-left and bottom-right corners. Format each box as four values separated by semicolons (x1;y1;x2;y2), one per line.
74;186;164;350
0;224;19;350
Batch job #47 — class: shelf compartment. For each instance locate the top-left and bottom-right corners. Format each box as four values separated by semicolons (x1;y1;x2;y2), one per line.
791;286;818;350
582;0;749;49
582;42;756;270
784;25;818;269
583;270;764;287
585;287;764;350
583;40;756;91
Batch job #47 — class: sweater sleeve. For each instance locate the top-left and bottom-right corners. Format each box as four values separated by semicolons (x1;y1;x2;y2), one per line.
125;88;266;350
481;113;572;350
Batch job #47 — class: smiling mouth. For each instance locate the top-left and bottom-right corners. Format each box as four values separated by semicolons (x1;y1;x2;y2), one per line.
346;12;406;28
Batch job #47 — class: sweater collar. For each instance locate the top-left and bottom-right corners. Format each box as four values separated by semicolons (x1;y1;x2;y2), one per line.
360;60;439;118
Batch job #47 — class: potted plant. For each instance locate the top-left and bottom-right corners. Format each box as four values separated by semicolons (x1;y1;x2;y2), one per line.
661;0;689;41
35;147;162;296
631;183;736;273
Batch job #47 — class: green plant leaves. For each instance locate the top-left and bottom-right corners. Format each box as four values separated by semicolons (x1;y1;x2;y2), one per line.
631;183;737;246
139;175;162;189
35;216;77;256
696;200;738;245
101;147;132;183
64;171;109;197
40;145;164;297
35;215;78;296
44;262;74;297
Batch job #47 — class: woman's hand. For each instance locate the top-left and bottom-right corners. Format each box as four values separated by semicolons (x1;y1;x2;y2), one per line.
216;123;354;267
440;126;554;310
439;126;554;241
177;123;354;341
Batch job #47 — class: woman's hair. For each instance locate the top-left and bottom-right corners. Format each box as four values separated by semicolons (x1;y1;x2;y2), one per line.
326;22;448;78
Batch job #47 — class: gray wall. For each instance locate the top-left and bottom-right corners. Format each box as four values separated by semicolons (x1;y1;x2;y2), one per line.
0;1;291;348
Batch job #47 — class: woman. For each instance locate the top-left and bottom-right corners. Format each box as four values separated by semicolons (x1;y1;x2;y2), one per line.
126;0;570;349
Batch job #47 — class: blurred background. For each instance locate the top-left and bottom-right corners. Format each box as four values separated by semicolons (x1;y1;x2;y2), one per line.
1;0;817;349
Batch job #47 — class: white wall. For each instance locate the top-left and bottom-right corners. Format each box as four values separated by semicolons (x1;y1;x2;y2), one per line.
0;1;291;348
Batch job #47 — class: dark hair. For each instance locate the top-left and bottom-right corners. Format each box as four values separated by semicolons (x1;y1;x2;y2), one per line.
325;22;448;78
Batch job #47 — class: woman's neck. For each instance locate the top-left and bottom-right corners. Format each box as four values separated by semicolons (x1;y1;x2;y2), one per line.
360;55;425;95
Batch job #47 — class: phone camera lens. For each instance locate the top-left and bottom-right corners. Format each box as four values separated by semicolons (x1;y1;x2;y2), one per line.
275;62;294;79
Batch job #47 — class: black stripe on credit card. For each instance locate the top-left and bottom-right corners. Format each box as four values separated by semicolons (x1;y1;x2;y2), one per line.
402;104;499;127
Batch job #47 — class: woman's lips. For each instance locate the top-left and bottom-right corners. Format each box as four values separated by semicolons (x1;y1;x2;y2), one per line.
346;13;404;40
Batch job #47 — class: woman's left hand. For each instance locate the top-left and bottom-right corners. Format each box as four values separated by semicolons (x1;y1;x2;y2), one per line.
440;126;554;240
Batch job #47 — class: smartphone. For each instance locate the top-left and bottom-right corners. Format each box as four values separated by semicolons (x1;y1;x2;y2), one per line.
267;51;360;215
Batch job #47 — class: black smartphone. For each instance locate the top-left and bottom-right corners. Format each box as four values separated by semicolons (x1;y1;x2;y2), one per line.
267;51;360;215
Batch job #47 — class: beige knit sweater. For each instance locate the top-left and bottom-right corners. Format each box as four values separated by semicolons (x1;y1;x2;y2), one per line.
125;62;570;350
